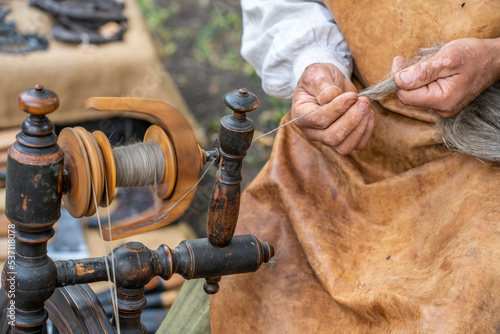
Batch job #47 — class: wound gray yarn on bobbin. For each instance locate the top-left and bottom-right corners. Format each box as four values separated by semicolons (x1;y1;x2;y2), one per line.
113;141;165;188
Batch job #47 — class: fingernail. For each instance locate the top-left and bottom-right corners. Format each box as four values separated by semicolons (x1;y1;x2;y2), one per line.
399;71;412;85
345;99;356;107
358;101;369;112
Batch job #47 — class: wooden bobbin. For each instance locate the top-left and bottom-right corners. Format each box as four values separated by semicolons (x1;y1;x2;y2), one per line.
59;127;106;217
73;126;105;217
59;128;91;218
143;125;177;199
92;130;116;207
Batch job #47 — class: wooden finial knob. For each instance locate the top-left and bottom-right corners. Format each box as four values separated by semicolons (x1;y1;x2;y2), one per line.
17;84;60;116
223;88;259;114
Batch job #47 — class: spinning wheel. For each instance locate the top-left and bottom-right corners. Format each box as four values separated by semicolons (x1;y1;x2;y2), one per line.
1;85;274;334
0;285;114;334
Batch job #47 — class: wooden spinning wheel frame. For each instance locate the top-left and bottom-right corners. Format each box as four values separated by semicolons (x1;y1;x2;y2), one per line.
1;86;275;334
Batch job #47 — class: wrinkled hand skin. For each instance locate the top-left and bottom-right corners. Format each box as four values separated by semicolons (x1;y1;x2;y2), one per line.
291;63;375;155
394;37;500;118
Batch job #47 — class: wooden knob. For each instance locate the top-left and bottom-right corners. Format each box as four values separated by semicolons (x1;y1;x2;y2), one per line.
204;277;221;295
17;84;60;116
223;88;259;115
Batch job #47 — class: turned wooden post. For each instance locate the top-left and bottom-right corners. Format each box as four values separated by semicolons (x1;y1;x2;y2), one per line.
206;88;258;249
2;85;63;333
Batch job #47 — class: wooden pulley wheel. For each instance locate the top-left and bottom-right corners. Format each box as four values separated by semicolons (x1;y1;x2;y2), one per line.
143;124;177;199
73;127;105;217
58;128;91;218
85;97;206;240
0;284;114;333
92;130;116;207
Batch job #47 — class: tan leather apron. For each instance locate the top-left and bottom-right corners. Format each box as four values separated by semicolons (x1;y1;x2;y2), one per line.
211;1;500;333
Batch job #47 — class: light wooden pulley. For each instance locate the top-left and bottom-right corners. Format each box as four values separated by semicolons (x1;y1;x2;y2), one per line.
58;97;207;240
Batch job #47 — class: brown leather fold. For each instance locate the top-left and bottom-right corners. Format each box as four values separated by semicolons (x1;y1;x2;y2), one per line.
211;115;500;333
211;1;500;333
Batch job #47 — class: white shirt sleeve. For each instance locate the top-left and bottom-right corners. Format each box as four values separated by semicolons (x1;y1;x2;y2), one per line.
241;0;353;100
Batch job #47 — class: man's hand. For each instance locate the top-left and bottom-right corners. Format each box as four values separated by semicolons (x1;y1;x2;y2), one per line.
291;63;375;155
394;38;500;117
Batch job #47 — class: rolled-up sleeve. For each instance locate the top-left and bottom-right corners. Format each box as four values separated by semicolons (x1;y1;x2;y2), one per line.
241;0;353;100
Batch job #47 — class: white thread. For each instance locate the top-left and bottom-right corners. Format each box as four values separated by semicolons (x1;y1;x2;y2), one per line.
94;177;121;333
252;105;323;143
156;159;216;221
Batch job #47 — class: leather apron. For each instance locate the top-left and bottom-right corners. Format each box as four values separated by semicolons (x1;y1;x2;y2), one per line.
211;1;500;333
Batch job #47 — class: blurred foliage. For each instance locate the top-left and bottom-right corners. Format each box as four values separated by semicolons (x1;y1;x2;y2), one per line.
208;120;220;132
137;0;289;137
136;0;172;30
192;10;242;70
138;0;246;70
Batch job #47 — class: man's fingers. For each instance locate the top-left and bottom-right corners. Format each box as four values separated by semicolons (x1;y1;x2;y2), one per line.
295;92;358;130
395;56;453;90
333;111;371;155
300;97;371;146
317;85;343;105
355;111;375;150
396;82;434;107
301;64;343;100
396;77;463;116
292;63;375;153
